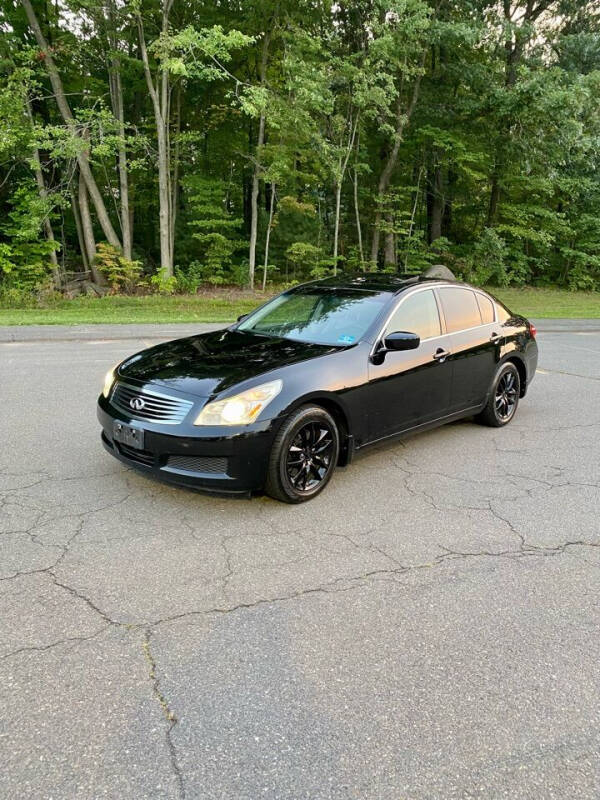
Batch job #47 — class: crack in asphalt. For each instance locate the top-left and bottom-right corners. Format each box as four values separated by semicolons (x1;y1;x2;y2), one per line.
0;627;107;663
1;448;598;629
0;492;134;583
49;573;119;627
3;537;599;662
142;630;186;799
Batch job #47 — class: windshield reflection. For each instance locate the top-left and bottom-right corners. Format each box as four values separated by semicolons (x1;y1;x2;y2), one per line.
238;288;390;347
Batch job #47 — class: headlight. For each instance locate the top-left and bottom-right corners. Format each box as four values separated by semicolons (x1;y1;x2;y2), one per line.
194;380;282;426
102;365;118;398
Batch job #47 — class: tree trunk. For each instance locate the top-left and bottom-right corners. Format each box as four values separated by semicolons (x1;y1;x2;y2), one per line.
78;128;105;285
110;52;132;259
370;51;427;263
248;30;271;290
262;183;276;291
33;165;60;288
353;166;364;266
79;170;101;283
332;115;359;274
487;173;500;227
71;187;89;271
137;2;173;276
332;180;342;275
442;167;455;239
371;141;397;265
26;100;60;288
156;110;172;276
21;0;122;250
170;81;182;269
404;166;424;271
248;112;265;290
384;219;396;268
427;157;444;243
106;0;132;259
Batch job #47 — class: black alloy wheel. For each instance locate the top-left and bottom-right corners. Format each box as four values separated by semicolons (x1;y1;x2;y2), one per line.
265;406;339;503
286;420;335;491
477;362;521;427
495;369;518;422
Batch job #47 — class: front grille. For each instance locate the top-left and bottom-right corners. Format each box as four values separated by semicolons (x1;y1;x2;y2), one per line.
164;455;228;475
110;382;193;424
117;442;155;466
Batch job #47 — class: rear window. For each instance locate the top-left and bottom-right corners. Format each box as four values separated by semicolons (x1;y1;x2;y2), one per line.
476;293;495;324
439;288;482;333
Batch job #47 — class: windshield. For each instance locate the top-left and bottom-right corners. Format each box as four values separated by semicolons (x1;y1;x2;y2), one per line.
237;287;391;346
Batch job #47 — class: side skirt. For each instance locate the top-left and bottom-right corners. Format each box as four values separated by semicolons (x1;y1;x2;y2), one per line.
355;404;485;454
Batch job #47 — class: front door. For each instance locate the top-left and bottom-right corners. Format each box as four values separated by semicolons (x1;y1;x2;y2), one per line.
366;288;454;442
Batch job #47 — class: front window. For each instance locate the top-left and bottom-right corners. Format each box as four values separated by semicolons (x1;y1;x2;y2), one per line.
385;289;441;341
237;287;391;346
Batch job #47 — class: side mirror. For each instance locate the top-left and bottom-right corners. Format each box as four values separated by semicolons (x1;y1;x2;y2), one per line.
237;313;248;323
384;331;420;351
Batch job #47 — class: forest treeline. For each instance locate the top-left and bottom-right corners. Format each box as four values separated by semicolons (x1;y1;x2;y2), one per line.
1;0;599;298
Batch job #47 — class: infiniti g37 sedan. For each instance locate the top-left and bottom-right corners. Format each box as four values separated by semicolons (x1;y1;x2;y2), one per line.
97;273;538;503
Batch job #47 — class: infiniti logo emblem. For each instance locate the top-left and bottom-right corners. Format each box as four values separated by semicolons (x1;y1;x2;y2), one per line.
129;397;146;411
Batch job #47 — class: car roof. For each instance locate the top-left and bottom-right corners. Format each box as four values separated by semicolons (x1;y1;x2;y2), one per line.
306;273;471;295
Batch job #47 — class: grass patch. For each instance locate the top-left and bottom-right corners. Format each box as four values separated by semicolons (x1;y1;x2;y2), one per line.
487;286;600;319
0;285;598;325
0;291;269;326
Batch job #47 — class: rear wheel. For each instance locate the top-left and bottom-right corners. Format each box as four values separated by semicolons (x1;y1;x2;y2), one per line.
265;406;339;503
477;362;520;427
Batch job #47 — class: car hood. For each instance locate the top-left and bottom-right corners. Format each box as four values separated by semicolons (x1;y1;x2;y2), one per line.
117;328;338;397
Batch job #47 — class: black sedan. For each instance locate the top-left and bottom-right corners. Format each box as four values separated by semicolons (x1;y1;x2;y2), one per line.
97;273;538;503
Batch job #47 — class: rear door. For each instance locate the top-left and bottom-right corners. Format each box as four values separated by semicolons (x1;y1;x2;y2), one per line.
366;288;454;441
436;287;499;412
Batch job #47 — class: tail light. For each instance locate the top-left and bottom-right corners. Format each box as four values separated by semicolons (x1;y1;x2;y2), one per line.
529;323;537;339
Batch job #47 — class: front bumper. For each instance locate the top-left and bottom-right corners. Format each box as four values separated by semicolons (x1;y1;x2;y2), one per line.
97;394;279;494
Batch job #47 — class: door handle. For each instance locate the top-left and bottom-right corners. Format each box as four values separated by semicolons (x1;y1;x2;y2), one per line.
433;348;449;362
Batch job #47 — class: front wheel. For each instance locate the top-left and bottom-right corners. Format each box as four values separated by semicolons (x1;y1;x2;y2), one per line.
265;406;339;503
477;362;521;428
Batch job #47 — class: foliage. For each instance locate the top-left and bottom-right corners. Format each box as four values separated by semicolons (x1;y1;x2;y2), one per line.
175;262;204;294
181;176;245;285
0;184;58;290
467;229;510;287
0;0;599;295
285;242;322;275
95;244;143;294
150;267;178;295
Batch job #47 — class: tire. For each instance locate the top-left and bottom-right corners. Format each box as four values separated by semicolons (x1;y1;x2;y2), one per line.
265;405;340;503
477;362;521;428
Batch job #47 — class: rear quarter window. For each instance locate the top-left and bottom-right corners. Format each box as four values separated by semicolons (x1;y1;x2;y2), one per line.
439;288;482;333
476;293;495;324
496;304;511;323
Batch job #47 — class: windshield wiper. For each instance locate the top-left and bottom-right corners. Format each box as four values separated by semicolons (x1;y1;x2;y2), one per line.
232;328;281;340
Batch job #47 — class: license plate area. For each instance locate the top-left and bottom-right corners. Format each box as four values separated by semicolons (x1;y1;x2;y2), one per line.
113;421;145;450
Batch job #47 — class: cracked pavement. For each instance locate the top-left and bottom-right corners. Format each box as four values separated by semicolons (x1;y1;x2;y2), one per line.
0;323;599;799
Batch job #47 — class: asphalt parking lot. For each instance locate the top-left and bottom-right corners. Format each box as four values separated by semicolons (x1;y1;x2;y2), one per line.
1;321;599;800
